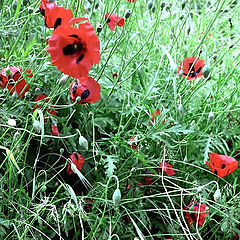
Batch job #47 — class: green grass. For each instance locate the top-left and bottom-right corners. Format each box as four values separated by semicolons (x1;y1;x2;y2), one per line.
0;0;240;239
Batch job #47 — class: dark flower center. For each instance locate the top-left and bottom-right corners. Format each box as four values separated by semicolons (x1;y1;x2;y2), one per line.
81;89;90;99
54;18;62;29
71;82;78;96
183;63;202;78
39;8;45;16
73;152;79;160
63;35;86;64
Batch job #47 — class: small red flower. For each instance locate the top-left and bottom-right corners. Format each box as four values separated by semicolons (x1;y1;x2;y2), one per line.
47;18;100;78
0;66;30;98
70;76;100;103
151;110;161;123
112;73;119;79
177;57;205;81
105;13;125;31
51;124;59;136
41;0;73;29
159;161;175;176
144;171;153;185
67;152;85;175
127;0;136;2
206;152;238;178
128;136;138;150
34;94;57;116
184;202;209;227
233;234;239;240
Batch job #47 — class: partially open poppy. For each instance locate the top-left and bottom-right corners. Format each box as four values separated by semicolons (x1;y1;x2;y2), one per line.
159;161;175;176
67;152;85;175
105;13;125;31
41;0;73;29
177;57;205;81
70;76;100;103
51;124;59;136
34;94;57;116
0;66;30;98
184;202;209;227
206;152;238;178
47;18;100;78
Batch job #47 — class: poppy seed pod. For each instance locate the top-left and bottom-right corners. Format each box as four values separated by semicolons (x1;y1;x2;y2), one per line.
214;189;221;202
202;65;210;78
112;188;121;205
124;9;131;19
148;0;153;10
96;23;103;33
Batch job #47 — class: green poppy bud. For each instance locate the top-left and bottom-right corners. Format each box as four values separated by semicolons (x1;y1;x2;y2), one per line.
40;184;47;192
76;96;81;102
152;5;156;13
35;88;41;95
212;54;217;61
79;135;88;150
96;23;103;33
178;104;184;114
178;70;183;78
208;111;214;122
7;118;16;127
33;119;41;133
12;91;18;100
112;188;121;205
214;189;221;202
57;75;69;85
125;9;131;19
28;7;34;13
160;2;165;10
202;65;210;78
24;91;31;99
60;148;64;154
148;0;153;10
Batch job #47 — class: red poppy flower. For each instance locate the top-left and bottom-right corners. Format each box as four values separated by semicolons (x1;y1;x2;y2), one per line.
184;202;209;227
233;234;239;240
105;13;125;31
159;161;176;176
47;18;100;78
70;76;100;103
34;94;57;116
67;152;85;175
177;57;205;81
127;0;137;2
206;152;238;178
41;0;73;29
51;124;59;136
0;66;30;98
128;136;138;150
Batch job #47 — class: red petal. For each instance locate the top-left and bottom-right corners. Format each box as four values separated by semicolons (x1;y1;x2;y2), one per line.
67;152;85;175
51;124;60;136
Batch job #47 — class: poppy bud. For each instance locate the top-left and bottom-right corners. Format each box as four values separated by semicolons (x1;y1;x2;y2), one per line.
178;70;183;78
33;119;42;133
208;111;214;122
96;23;103;33
12;1;17;10
161;2;165;10
40;184;47;192
178;104;184;114
35;88;41;95
57;75;69;85
24;91;31;99
60;148;64;154
152;6;156;13
112;188;121;205
124;9;131;19
214;189;221;202
148;0;153;10
79;135;88;150
7;118;16;127
181;1;187;9
202;65;210;78
28;7;34;14
12;91;18;100
212;54;217;61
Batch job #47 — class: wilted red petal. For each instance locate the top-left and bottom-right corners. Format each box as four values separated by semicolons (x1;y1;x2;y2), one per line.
67;152;85;175
160;161;175;176
206;152;238;178
105;13;125;31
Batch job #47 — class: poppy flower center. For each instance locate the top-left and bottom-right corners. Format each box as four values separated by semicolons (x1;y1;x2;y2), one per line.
186;63;202;78
63;35;86;64
81;89;90;99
